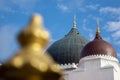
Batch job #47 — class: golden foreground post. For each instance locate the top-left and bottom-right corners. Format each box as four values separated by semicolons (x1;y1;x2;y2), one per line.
0;14;64;80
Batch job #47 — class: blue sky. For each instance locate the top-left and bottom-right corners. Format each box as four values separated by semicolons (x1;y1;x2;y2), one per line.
0;0;120;62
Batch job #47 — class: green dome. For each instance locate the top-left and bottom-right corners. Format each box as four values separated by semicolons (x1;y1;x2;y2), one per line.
47;18;88;64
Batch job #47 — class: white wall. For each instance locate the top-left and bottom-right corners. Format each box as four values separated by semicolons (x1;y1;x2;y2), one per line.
63;55;120;80
69;68;114;80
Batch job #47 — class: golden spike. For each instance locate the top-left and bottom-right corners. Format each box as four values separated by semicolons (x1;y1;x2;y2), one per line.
0;14;63;80
94;19;102;40
96;19;100;34
73;14;76;28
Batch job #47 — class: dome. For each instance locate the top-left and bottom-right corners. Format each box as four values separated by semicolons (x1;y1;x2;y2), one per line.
47;17;88;64
80;24;117;59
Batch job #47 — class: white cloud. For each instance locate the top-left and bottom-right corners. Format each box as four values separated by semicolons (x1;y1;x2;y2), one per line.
105;21;120;32
0;0;38;15
100;7;120;47
100;7;120;14
0;0;15;13
83;26;94;40
104;21;120;46
57;0;100;13
82;19;94;40
86;4;99;10
57;4;69;12
104;21;120;39
83;26;93;33
88;33;94;40
100;7;120;20
112;30;120;39
116;40;120;45
103;37;111;43
57;0;83;12
11;0;37;10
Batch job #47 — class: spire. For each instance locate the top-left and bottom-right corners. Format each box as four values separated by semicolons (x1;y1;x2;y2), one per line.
96;19;100;34
94;19;102;40
73;15;76;28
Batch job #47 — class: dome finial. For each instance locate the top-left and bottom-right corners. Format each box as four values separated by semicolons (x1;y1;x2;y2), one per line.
94;19;102;40
96;19;100;34
73;14;76;28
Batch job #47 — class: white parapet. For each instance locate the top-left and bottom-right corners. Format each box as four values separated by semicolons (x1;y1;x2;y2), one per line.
63;55;120;80
60;63;78;70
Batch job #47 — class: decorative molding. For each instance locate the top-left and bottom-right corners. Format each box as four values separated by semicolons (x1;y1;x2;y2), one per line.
59;63;78;70
80;54;118;62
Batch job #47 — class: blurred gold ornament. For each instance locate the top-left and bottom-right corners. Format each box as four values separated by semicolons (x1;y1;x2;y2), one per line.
0;14;63;80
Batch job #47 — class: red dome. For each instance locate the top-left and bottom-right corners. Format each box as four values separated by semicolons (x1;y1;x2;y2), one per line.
80;31;117;59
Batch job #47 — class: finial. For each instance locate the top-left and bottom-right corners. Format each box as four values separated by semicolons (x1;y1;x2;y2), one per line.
94;19;102;40
73;15;76;28
96;19;100;34
18;14;50;48
0;14;63;80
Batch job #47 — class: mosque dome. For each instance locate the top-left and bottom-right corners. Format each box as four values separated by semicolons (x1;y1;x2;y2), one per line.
47;17;88;64
80;22;117;59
